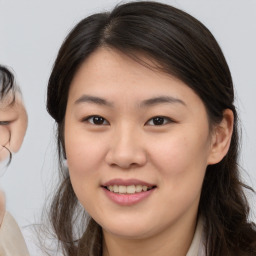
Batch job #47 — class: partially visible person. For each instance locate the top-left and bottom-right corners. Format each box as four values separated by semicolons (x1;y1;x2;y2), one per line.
0;65;29;255
0;65;27;162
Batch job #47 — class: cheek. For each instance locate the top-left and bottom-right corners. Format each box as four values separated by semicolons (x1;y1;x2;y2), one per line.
0;146;10;162
149;133;209;221
150;130;210;186
64;128;109;206
0;126;10;146
0;126;10;162
66;136;100;208
65;127;105;175
67;144;97;173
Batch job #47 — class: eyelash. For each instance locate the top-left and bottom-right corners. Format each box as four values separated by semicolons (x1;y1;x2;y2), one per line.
83;115;109;125
0;121;10;126
83;115;174;126
146;116;174;126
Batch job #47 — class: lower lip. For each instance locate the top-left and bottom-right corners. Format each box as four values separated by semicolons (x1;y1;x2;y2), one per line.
102;187;155;206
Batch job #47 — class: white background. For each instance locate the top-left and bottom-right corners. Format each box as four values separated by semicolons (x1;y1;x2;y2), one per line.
0;0;256;253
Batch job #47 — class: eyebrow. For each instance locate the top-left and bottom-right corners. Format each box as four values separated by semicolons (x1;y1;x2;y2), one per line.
74;94;186;108
75;95;113;107
140;96;186;107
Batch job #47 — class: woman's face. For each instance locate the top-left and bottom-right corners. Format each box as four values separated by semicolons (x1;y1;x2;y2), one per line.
65;47;216;240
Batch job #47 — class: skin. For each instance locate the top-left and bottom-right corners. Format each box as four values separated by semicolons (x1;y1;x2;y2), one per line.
0;93;28;156
65;47;233;256
0;92;28;226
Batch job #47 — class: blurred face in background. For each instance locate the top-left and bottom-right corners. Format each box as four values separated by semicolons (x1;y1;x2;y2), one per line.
0;92;28;162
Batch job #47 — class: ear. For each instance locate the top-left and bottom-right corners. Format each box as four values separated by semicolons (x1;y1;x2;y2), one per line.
207;109;234;165
0;99;28;161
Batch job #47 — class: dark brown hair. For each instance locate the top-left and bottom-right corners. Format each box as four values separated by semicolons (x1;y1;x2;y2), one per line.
46;1;256;255
0;65;15;102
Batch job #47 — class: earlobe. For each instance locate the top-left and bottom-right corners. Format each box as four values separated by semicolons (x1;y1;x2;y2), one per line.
207;109;234;165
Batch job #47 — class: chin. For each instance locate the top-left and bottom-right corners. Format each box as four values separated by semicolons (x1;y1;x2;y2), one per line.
100;218;155;239
105;227;151;240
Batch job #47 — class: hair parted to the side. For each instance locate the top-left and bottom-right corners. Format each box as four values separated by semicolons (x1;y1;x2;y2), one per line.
46;1;256;255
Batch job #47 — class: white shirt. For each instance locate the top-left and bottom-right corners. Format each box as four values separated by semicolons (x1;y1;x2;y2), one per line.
0;212;205;256
186;217;205;256
0;212;30;256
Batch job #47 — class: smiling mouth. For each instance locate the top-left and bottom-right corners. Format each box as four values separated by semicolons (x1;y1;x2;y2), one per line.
103;185;157;194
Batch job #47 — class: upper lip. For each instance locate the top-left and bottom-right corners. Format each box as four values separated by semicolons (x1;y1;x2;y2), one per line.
102;178;156;187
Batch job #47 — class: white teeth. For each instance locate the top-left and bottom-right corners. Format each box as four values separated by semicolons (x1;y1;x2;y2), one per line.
127;185;135;194
119;185;126;194
135;185;142;192
106;185;154;194
113;185;118;193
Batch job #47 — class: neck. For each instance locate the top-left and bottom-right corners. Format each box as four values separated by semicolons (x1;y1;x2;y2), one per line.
102;214;198;256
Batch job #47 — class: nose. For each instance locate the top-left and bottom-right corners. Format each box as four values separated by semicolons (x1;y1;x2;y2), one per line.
105;126;147;169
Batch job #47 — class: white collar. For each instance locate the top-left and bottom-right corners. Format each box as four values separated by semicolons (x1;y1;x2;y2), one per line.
186;217;205;256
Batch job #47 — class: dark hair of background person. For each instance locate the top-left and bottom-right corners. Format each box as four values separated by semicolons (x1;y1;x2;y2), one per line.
0;65;15;103
46;1;256;255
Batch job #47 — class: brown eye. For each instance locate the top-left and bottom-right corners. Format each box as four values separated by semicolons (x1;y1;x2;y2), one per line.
85;115;109;125
146;116;173;126
152;117;165;125
0;121;10;126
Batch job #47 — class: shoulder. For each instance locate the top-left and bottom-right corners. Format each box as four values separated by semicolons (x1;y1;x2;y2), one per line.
0;211;30;255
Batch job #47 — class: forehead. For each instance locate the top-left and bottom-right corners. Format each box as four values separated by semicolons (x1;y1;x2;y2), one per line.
0;94;14;109
0;91;21;110
68;47;201;105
